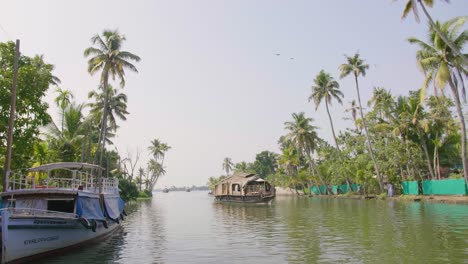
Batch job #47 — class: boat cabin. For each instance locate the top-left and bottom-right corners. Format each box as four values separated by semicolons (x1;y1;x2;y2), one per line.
1;162;121;220
214;173;273;197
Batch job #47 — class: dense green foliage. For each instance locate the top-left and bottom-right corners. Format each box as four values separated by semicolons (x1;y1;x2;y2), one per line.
214;16;467;195
0;42;55;174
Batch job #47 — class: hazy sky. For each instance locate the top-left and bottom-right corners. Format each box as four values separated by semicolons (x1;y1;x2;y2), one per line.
0;1;466;187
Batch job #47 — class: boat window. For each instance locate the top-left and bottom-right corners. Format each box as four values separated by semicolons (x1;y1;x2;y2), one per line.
232;184;240;192
16;199;47;210
47;199;75;213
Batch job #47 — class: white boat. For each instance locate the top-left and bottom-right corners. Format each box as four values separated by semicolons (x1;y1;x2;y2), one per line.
0;162;126;263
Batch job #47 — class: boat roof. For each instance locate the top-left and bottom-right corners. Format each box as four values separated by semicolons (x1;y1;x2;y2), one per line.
27;162;104;172
217;172;262;185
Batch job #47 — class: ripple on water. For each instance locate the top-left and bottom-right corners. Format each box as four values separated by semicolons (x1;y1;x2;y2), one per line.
36;193;468;264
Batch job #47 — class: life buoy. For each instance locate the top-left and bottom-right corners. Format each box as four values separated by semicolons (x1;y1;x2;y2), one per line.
79;217;90;229
91;220;97;232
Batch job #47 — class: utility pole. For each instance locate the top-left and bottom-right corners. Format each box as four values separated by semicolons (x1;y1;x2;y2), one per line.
3;39;20;192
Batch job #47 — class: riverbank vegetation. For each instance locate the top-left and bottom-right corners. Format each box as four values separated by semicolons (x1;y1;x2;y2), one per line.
212;10;467;195
0;30;170;201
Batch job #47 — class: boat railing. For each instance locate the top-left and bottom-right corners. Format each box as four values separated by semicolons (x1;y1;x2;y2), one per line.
8;170;119;194
0;207;77;219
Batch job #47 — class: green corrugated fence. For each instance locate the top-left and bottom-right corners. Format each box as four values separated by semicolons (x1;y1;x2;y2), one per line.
422;179;468;195
311;184;360;195
402;181;419;195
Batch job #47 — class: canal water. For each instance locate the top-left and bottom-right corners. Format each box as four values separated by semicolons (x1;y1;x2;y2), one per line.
38;191;468;264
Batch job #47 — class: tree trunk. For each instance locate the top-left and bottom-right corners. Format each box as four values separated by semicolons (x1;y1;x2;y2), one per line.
418;0;468;66
354;74;384;192
305;151;332;194
325;100;353;192
418;128;436;179
448;78;468;187
98;76;111;169
325;100;340;150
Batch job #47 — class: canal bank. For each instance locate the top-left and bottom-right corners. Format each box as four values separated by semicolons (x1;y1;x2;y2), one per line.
311;194;468;204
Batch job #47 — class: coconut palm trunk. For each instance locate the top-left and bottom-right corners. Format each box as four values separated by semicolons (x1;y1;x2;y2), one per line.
325;100;339;150
417;128;436;179
354;74;384;191
306;150;332;194
98;75;111;171
325;100;353;191
448;78;468;187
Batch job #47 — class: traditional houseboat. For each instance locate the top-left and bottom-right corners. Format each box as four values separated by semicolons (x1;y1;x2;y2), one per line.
0;162;126;263
213;173;275;203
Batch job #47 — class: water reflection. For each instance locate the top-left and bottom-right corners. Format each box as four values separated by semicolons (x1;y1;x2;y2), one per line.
37;193;468;264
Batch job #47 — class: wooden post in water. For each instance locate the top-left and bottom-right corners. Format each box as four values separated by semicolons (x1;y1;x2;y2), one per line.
3;39;20;192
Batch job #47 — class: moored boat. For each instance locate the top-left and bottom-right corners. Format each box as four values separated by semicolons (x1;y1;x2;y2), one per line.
0;162;126;263
213;173;275;203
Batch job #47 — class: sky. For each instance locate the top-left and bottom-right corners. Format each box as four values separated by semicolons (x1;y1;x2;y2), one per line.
0;0;466;187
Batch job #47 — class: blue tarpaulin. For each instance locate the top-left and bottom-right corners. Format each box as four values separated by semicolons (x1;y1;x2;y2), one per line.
76;193;105;221
103;195;124;220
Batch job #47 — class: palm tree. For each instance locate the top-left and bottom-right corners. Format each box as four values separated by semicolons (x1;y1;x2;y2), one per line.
400;0;468;66
408;17;468;185
278;147;300;194
54;87;74;132
345;100;361;132
222;157;234;176
284;112;331;193
368;87;395;121
147;159;166;190
84;29;140;169
339;53;384;192
45;103;86;162
148;139;171;161
427;96;456;179
309;70;343;150
88;85;129;132
147;139;171;189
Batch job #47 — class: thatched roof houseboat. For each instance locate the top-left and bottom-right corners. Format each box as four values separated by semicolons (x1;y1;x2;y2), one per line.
213;173;275;203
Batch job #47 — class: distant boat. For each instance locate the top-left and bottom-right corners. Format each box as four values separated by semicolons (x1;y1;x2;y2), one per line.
213;173;275;203
162;188;169;193
186;189;191;192
0;162;126;263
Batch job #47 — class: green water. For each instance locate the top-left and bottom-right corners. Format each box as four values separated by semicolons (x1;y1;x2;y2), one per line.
39;192;468;263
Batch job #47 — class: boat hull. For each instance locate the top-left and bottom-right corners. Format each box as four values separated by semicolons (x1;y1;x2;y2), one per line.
1;214;119;263
214;195;275;203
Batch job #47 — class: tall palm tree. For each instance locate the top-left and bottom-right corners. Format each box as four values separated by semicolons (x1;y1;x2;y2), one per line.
222;157;234;176
147;139;171;189
400;0;468;66
84;29;140;169
339;53;384;192
88;85;129;132
408;17;468;185
309;70;343;150
284;112;331;193
54;87;74;132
